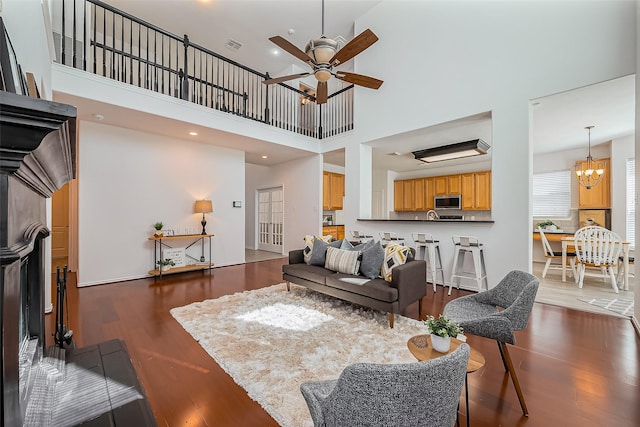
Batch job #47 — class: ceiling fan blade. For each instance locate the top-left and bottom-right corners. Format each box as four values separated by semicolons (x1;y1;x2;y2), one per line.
316;81;328;104
335;72;383;89
329;29;378;66
269;35;315;65
263;72;310;85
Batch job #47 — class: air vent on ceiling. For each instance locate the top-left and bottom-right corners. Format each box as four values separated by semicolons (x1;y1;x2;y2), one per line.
225;39;242;51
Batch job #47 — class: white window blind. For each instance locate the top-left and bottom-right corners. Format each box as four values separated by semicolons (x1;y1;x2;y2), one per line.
626;158;635;248
533;170;571;217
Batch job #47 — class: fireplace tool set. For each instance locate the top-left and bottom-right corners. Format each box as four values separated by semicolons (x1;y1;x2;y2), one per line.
54;266;74;348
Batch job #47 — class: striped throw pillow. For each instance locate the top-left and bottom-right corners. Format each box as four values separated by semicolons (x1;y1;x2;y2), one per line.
325;247;361;275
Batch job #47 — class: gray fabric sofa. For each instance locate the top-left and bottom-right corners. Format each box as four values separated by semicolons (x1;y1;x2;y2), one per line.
282;248;427;327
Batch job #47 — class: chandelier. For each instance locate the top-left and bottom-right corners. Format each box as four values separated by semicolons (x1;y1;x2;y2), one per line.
575;125;605;189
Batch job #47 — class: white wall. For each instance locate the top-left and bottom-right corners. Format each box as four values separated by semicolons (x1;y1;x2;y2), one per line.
611;134;635;238
78;121;245;286
245;156;321;253
2;0;54;99
326;0;636;289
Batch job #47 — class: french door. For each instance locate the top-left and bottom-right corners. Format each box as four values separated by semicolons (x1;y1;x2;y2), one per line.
257;187;283;252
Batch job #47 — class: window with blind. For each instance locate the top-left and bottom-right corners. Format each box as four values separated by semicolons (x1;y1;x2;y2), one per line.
533;169;571;217
626;158;635;248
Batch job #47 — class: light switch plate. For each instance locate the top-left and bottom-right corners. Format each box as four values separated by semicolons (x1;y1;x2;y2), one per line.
233;201;242;208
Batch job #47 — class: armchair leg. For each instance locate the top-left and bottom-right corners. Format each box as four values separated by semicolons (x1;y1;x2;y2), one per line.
496;341;508;372
498;341;528;416
418;297;423;320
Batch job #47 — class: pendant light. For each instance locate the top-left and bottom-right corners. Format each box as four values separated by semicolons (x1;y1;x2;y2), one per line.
575;125;604;189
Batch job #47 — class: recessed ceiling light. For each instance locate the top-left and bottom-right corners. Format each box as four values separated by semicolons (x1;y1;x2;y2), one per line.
261;155;268;159
189;131;198;136
272;49;279;55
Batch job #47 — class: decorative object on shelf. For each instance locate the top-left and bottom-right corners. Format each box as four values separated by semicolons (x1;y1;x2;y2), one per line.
194;199;213;235
156;259;175;272
536;220;558;231
424;314;463;353
164;247;186;268
153;221;164;237
575;125;605;189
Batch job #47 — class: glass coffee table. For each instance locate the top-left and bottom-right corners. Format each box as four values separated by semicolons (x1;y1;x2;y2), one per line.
408;334;485;427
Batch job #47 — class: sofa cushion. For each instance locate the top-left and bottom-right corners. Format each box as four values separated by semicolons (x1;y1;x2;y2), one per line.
382;243;411;282
303;235;333;264
325;274;398;302
359;241;386;279
309;238;343;266
340;239;373;252
283;263;336;283
325;247;361;275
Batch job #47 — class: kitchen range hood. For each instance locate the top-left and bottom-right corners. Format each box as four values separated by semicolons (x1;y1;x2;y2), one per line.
413;139;490;163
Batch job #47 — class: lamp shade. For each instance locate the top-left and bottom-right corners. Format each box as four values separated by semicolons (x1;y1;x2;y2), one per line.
194;200;213;214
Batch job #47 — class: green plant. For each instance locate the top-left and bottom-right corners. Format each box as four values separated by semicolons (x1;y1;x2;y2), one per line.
153;221;164;230
424;314;463;338
536;220;556;228
156;259;175;267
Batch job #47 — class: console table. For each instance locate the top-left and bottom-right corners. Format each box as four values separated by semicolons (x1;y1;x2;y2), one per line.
148;233;214;277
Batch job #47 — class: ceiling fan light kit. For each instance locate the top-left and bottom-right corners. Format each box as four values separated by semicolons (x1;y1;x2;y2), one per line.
413;139;491;163
575;125;605;189
263;0;383;104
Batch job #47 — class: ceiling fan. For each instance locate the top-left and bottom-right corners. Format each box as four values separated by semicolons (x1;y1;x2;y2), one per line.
262;0;383;104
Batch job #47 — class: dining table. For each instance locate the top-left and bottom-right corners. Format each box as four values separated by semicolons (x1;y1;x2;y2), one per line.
561;236;631;290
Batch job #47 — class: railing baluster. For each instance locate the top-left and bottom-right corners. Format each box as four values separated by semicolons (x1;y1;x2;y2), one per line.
92;3;96;73
61;0;66;65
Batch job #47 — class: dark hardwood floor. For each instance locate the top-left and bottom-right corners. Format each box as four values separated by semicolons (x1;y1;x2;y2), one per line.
47;259;640;427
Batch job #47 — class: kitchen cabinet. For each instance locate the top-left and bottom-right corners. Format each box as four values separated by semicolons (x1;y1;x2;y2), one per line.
394;171;490;212
323;171;345;210
322;225;345;240
577;158;610;208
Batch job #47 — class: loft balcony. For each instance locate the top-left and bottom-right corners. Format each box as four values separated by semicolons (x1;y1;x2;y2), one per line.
51;0;354;140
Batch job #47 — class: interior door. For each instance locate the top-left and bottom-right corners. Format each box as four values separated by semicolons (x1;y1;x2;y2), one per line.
257;187;284;253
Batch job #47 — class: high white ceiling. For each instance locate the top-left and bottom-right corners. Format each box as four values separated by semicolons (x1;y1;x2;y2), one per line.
71;1;635;170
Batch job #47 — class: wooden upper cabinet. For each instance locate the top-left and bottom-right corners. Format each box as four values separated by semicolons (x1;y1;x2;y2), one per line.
413;178;425;211
461;173;475;210
433;176;449;195
330;173;344;210
424;177;435;210
577;158;611;208
323;172;331;210
394;180;404;211
448;174;462;194
403;180;415;211
474;171;492;210
323;171;345;210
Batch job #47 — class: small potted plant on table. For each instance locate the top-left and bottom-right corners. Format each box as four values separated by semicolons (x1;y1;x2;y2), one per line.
424;314;463;353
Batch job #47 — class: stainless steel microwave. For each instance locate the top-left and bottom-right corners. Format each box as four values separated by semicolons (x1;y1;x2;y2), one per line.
434;195;461;210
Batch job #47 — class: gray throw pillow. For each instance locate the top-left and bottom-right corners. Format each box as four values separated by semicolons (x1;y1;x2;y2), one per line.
309;238;341;266
359;241;386;279
341;238;373;252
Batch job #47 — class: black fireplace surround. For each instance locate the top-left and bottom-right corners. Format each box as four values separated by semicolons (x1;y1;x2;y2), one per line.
1;90;77;425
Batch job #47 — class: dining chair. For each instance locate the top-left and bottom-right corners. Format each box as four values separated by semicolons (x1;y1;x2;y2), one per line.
538;227;577;279
300;344;470;427
443;270;539;416
573;225;622;293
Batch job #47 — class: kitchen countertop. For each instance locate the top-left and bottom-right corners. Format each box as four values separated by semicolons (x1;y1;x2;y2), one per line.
358;218;494;224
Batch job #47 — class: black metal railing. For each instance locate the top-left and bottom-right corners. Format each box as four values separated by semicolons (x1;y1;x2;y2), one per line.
52;0;354;139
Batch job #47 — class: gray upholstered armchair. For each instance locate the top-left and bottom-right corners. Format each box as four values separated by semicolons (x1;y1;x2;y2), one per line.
443;270;539;416
300;344;470;427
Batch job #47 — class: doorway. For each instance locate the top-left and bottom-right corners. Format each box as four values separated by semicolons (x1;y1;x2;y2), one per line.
257;187;284;253
51;182;70;272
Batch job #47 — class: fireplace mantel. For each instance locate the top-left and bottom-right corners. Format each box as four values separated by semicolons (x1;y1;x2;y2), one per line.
0;90;77;426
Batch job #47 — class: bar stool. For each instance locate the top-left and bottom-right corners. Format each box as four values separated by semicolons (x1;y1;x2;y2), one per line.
379;232;405;247
350;230;374;244
412;233;445;293
450;236;488;294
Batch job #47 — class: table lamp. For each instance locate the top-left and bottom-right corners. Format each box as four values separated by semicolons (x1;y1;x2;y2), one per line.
194;199;213;235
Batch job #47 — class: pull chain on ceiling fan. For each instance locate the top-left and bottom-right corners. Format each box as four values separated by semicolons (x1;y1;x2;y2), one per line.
263;0;383;104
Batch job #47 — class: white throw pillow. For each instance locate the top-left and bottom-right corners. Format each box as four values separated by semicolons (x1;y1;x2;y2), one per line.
325;247;361;275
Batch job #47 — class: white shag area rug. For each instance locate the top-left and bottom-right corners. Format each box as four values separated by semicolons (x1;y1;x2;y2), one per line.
170;283;426;427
